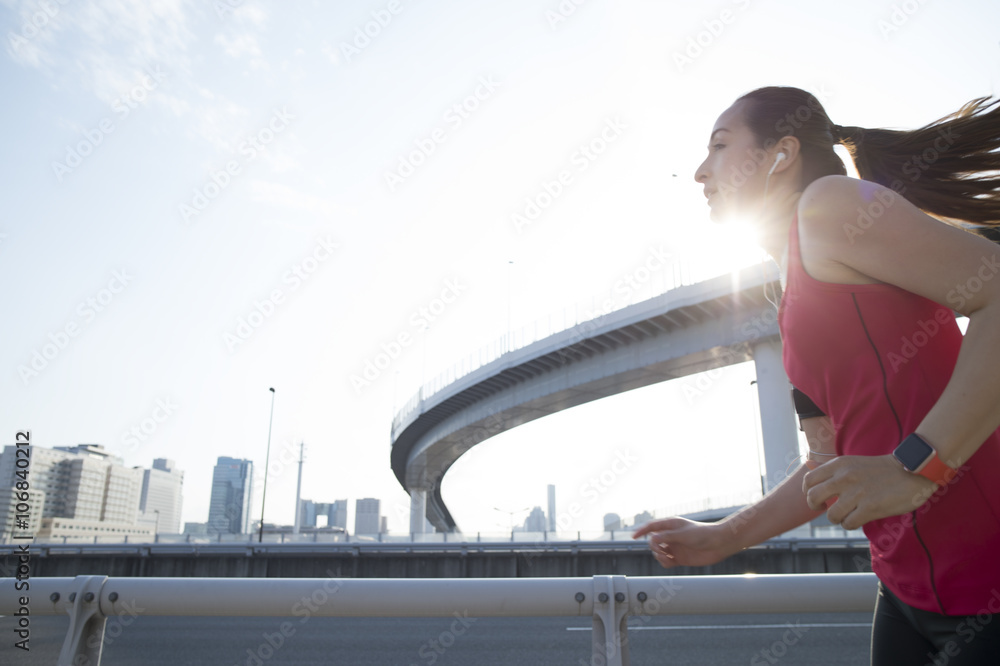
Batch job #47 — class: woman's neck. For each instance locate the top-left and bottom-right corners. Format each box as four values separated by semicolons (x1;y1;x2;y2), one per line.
757;190;803;268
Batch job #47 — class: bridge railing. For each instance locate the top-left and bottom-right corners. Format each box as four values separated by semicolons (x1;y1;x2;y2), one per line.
0;536;870;558
0;572;877;666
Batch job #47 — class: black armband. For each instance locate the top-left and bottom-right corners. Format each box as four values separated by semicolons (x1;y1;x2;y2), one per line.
792;387;825;423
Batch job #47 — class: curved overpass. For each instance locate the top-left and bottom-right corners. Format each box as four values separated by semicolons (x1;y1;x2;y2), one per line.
390;265;798;533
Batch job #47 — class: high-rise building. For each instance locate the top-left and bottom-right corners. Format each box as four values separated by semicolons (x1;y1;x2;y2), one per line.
523;506;547;532
547;484;557;532
299;499;319;528
354;498;382;535
207;457;254;535
0;445;45;538
330;499;348;530
298;499;348;530
140;459;184;534
0;444;146;541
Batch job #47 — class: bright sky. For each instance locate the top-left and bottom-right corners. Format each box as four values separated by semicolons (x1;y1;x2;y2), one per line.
2;0;998;537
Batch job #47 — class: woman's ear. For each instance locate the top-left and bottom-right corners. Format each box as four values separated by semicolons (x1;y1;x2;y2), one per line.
772;136;801;173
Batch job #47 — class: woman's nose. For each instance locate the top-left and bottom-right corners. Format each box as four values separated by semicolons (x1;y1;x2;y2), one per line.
694;159;708;184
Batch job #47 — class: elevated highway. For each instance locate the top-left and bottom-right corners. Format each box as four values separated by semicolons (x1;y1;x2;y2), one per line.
390;265;798;532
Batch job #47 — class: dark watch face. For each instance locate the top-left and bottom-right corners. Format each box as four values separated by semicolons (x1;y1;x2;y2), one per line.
894;434;934;471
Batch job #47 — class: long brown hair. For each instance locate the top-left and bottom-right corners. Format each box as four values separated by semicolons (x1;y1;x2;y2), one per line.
736;86;1000;230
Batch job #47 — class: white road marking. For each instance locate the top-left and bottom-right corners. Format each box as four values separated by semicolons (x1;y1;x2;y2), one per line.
566;622;871;631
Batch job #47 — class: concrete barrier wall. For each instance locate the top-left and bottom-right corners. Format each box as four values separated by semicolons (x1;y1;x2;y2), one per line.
3;546;871;579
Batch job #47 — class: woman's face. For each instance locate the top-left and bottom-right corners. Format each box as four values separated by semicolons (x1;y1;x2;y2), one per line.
694;101;773;223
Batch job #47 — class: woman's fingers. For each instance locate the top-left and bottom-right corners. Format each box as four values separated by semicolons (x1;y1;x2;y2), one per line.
632;519;676;539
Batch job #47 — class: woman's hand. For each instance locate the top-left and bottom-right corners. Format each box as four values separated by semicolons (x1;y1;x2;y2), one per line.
632;517;736;569
802;454;939;530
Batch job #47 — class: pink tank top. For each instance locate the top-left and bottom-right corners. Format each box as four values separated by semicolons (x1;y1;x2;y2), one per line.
778;213;1000;615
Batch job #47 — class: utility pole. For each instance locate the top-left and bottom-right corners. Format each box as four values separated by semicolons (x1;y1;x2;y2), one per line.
258;387;276;544
293;441;305;535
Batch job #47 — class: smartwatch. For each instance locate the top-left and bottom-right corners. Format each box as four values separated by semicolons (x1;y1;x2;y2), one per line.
892;433;957;486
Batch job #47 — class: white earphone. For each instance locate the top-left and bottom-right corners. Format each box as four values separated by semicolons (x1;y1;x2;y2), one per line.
767;151;787;176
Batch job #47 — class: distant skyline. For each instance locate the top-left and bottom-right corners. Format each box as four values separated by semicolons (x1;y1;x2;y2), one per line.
3;0;998;536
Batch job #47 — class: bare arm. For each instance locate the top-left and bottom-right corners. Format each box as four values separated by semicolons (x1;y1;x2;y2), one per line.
719;415;835;548
798;176;999;529
634;416;835;568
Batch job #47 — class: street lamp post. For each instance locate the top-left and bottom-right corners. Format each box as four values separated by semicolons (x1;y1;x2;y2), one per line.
258;387;276;544
493;506;530;540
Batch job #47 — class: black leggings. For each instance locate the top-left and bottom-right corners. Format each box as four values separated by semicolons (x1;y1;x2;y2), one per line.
871;582;1000;665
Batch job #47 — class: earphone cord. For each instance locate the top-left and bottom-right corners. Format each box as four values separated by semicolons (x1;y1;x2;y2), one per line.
761;258;781;312
761;158;783;313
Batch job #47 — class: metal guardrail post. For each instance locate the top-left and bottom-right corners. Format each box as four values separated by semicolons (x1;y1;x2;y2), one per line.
590;575;630;666
58;575;109;666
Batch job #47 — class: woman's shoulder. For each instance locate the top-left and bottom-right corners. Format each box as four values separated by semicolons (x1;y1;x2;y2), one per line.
794;175;897;285
797;175;908;246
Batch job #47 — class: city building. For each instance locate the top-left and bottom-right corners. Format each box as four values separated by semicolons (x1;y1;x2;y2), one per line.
354;498;382;535
603;513;622;531
330;499;348;530
299;499;349;530
633;510;654;528
36;517;152;540
139;459;184;534
547;484;557;532
183;522;208;535
207;457;254;535
0;444;145;541
523;506;547;532
299;499;318;528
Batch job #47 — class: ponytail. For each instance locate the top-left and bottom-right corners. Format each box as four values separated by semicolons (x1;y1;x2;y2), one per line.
836;97;1000;227
737;87;1000;230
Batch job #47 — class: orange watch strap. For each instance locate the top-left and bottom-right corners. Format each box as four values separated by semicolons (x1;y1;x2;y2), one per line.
918;453;957;487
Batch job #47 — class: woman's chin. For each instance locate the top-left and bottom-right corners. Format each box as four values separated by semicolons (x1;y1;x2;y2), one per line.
708;204;739;224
